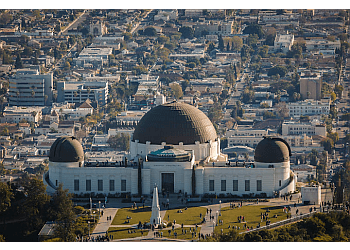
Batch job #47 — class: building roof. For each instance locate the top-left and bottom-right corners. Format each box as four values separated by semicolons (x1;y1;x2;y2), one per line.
147;146;191;162
254;136;291;163
133;101;217;145
49;136;84;162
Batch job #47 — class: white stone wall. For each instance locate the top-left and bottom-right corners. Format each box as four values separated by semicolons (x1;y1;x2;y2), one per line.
47;157;294;197
301;186;321;205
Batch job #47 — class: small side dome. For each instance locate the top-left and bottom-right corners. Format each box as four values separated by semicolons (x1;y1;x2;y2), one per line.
49;136;84;162
254;137;291;163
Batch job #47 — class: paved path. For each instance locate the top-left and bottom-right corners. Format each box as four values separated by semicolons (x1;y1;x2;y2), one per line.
91;208;118;237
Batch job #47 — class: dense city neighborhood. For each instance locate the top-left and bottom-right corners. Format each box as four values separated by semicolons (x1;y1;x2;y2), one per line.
1;9;350;242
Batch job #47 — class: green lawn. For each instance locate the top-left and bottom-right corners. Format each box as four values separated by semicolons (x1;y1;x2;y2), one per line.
164;207;207;225
158;226;201;240
213;205;291;234
111;206;152;225
107;227;149;239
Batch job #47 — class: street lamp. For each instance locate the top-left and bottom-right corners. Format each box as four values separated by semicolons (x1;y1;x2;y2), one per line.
213;221;215;235
216;211;218;226
219;200;222;216
88;221;90;238
98;201;101;220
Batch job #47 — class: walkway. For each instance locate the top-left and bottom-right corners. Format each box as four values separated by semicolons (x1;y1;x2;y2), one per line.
91;208;118;237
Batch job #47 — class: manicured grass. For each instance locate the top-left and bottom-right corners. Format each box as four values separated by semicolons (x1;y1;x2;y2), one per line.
107;227;149;239
213;205;291;234
164;207;207;225
111;206;152;225
158;226;201;240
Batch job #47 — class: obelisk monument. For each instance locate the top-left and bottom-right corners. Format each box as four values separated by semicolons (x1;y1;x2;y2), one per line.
149;184;162;227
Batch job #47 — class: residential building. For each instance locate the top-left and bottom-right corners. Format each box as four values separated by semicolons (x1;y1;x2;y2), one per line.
194;20;234;36
287;99;330;118
9;66;53;106
281;121;327;137
305;39;341;52
1;106;43;123
273;33;294;54
56;81;108;106
300;75;322;100
73;47;113;68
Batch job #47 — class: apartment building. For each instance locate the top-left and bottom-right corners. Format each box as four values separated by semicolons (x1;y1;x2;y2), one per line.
273;34;294;54
287;99;330;118
56;81;108;106
194;20;234;36
282;121;327;137
300;75;322;100
228;134;313;148
1;106;43;123
9;66;53;106
305;39;341;52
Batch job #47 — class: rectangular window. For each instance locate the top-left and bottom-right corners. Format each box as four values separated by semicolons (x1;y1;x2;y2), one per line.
109;180;115;192
257;180;262;191
121;180;126;192
209;180;214;191
86;180;91;191
245;180;250;191
279;180;282;187
221;180;226;191
98;180;103;191
74;179;79;191
233;180;238;191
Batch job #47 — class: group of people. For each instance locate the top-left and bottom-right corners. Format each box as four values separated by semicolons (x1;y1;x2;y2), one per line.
238;215;246;223
77;234;113;242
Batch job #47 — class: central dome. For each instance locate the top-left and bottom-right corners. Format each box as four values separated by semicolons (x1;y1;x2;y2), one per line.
133;102;217;145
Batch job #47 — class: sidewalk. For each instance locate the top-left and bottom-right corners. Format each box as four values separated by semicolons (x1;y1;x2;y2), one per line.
92;208;118;237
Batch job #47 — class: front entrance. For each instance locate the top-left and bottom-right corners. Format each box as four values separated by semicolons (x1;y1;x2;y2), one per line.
161;173;174;193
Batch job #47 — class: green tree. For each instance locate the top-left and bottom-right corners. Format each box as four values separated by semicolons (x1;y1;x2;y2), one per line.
170;83;183;99
50;184;76;242
0;182;13;214
231;36;243;52
179;26;194;39
143;27;157;36
327;132;339;143
268;66;288;77
321;137;334;154
15;53;23;69
22;178;50;232
243;23;264;38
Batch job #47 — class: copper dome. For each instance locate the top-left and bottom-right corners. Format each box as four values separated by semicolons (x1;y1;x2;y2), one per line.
133;102;217;145
254;137;291;163
49;136;84;162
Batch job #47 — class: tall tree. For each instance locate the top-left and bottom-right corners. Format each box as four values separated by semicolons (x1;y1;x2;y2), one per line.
218;35;224;51
15;53;23;69
179;26;194;39
50;184;76;242
22;178;50;231
0;182;13;215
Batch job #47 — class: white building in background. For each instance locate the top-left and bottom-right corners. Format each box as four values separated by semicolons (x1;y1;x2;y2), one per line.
44;102;296;197
301;185;321;205
287;99;331;118
1;106;43;123
56;81;108;106
282;121;327;137
8;66;53;106
273;34;294;54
